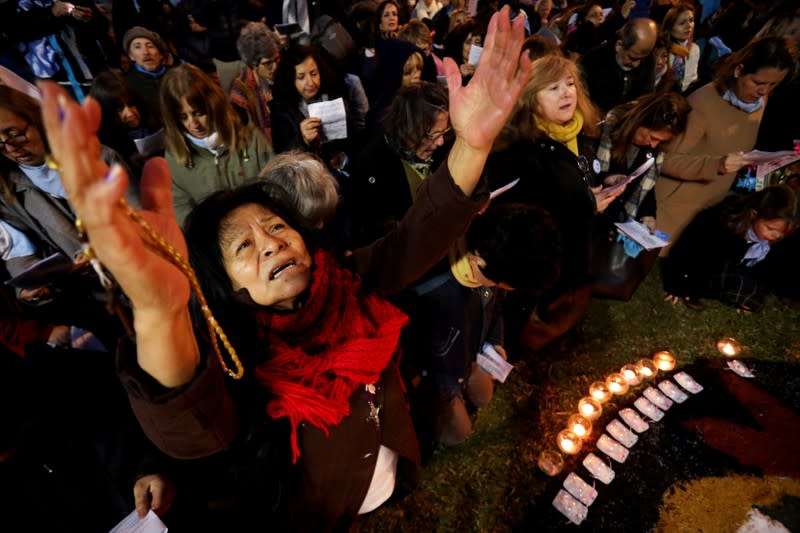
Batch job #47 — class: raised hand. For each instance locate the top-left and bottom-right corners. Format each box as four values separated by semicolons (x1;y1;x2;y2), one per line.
40;83;199;387
443;5;531;153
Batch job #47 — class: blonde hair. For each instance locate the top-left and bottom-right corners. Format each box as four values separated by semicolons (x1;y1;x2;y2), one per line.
160;64;251;167
495;55;600;151
403;52;424;77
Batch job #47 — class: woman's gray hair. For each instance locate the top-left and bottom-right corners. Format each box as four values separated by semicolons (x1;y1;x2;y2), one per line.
258;151;340;227
237;22;282;66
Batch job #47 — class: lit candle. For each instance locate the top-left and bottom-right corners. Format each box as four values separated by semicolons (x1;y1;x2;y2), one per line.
716;337;741;358
636;359;658;379
653;351;677;372
578;397;602;420
620;364;641;386
557;429;582;455
589;381;612;403
538;450;565;476
606;373;630;395
568;414;593;439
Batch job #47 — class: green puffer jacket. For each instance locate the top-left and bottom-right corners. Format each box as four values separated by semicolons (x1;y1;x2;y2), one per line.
167;129;273;225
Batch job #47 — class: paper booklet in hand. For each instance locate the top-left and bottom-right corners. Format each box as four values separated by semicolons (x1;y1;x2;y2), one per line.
5;253;73;289
614;219;669;251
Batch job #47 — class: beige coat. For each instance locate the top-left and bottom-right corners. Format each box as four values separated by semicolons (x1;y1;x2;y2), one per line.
655;83;764;254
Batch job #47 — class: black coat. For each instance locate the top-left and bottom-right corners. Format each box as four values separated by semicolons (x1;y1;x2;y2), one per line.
661;198;781;300
579;42;656;114
486;136;598;293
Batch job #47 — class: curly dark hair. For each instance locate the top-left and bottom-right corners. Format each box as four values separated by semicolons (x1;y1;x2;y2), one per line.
465;203;562;292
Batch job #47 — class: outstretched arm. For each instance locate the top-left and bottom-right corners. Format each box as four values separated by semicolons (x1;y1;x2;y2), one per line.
443;5;531;197
39;85;199;388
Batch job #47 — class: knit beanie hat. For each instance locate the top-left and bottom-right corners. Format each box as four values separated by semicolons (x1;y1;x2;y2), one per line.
123;26;167;55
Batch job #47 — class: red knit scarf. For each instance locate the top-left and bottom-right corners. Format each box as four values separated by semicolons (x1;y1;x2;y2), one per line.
254;250;408;463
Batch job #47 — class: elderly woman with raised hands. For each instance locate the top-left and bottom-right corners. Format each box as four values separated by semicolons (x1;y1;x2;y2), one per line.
39;7;530;530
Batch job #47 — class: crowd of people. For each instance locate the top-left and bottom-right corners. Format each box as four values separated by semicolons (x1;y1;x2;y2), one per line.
0;0;799;530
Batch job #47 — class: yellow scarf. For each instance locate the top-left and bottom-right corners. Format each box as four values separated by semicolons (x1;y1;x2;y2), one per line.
534;109;584;156
448;237;482;289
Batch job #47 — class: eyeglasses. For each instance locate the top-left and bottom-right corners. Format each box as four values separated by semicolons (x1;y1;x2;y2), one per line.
425;126;452;141
0;123;30;151
258;55;280;69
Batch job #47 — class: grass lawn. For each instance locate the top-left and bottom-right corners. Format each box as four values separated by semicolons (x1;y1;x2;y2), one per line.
360;261;800;532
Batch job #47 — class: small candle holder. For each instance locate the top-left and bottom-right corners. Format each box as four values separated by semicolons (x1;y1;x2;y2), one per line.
716;337;741;358
557;429;583;455
589;381;612;403
605;373;629;395
636;359;658;380
578;397;602;420
567;414;593;439
620;364;641;386
538;450;565;476
652;351;677;372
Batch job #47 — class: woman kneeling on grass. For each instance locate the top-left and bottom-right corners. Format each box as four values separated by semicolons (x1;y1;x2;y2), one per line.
39;7;530;531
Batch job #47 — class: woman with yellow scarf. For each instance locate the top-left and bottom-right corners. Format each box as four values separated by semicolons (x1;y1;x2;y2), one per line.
486;54;625;351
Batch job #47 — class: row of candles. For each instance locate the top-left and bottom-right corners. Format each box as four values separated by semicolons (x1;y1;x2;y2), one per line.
540;337;743;475
539;351;677;475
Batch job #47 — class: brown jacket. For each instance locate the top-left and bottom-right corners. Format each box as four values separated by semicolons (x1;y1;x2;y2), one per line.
655;83;764;252
117;161;489;529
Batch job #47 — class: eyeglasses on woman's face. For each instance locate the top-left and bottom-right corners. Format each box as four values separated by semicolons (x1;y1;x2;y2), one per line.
0;123;30;152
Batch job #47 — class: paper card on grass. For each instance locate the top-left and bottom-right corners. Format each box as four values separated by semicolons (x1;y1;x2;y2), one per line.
467;44;483;66
108;510;167;533
606;419;638;448
583;453;615;485
563;473;598;507
673;371;703;393
658;380;688;403
307;98;348;142
597;434;629;463
634;396;664;421
552;489;588;525
618;408;649;433
614;219;669;251
643;386;673;410
476;342;513;383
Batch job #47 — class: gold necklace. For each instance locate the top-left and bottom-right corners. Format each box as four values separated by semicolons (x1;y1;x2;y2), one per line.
75;197;245;380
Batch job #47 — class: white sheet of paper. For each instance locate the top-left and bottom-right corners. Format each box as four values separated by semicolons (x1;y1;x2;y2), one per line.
615;219;670;250
468;44;483;66
490;178;520;200
466;0;478;16
109;510;167;533
743;150;797;164
307;98;348;142
476;342;513;383
133;128;165;155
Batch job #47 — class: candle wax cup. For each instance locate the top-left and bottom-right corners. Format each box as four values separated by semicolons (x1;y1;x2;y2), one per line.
653;351;676;371
578;397;602;420
557;429;583;455
621;364;641;385
568;414;592;439
637;359;658;379
538;450;565;476
605;373;629;395
589;381;612;403
716;337;741;358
